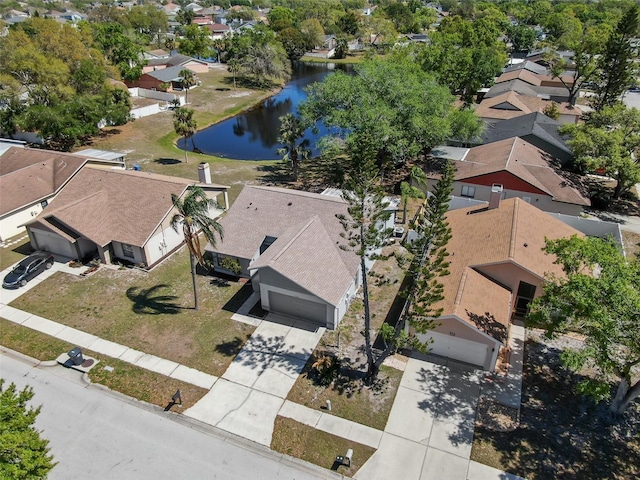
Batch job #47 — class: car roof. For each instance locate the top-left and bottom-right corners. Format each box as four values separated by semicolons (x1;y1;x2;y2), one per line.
18;252;51;265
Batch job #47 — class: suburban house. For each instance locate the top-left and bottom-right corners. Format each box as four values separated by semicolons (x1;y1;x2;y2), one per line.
423;137;590;215
24;164;229;268
0;143;125;241
126;66;197;92
410;195;584;370
206;185;397;330
142;54;209;75
474;91;581;125
477;112;573;166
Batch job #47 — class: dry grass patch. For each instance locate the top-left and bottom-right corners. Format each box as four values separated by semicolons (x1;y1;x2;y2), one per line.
0;318;208;409
9;248;255;376
287;362;402;431
471;334;640;480
271;416;375;476
622;230;640;258
0;236;33;271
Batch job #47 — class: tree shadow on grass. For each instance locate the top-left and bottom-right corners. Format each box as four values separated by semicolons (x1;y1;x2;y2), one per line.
214;335;249;357
257;161;292;184
474;338;640;480
154;158;182;165
126;285;183;315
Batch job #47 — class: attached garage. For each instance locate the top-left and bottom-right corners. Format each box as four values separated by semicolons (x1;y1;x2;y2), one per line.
268;291;328;326
424;331;492;369
29;228;76;258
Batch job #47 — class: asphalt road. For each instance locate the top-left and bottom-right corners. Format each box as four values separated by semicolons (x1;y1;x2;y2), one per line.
0;351;335;480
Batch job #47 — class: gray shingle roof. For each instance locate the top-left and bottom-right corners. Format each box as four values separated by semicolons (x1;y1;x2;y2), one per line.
209;186;359;303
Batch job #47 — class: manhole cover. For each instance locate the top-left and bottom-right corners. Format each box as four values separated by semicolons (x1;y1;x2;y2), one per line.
81;359;94;368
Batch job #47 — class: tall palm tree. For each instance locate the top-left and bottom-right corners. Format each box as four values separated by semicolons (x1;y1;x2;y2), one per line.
171;187;224;311
276;113;310;181
179;68;197;104
173;107;197;163
400;166;429;224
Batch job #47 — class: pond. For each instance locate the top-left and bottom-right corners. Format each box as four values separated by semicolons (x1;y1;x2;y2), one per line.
178;62;352;160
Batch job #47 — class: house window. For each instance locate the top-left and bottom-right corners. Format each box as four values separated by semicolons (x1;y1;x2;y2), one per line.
122;243;135;259
461;185;476;198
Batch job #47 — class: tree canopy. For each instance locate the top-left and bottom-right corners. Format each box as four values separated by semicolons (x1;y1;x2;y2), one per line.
560;105;640;199
527;236;640;415
301;56;482;171
0;380;56;480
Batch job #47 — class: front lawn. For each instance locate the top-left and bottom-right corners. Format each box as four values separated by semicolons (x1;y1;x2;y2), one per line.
0;319;208;409
9;248;255;376
271;416;375;477
471;332;640;480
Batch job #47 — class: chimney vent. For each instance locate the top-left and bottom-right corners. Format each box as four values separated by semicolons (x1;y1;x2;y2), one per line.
198;162;211;184
489;184;503;209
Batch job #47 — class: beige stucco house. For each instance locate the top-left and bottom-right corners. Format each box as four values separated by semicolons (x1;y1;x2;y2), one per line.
410;195;583;370
0;143;126;241
24;164;228;268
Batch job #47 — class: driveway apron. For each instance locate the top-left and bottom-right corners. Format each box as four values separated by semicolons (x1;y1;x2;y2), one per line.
184;313;324;446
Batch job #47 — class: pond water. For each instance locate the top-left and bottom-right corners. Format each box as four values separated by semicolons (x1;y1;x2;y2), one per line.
178;62;351;160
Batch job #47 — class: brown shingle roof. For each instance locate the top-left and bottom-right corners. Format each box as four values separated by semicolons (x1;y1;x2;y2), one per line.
438;198;583;339
25;167;200;247
454;138;589;206
495;69;542;86
475;92;579;121
0;147;88;216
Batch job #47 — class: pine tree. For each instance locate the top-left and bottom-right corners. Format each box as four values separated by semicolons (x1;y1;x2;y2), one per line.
593;6;639;112
0;380;56;480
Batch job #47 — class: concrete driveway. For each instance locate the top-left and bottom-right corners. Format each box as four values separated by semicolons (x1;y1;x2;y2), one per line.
184;313;325;446
0;255;87;305
356;358;483;480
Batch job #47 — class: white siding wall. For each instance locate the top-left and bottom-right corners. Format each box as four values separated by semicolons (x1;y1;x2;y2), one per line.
0;199;52;241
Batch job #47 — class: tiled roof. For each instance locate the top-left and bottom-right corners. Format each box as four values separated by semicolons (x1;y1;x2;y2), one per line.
25;167;200;247
439;197;583;339
210;186;359;301
0;147;88;216
453;138;589;206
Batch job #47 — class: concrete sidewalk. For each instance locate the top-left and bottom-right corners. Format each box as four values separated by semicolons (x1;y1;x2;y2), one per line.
1;269;526;479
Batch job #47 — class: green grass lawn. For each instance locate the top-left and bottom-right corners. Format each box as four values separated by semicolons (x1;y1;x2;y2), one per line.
0;236;33;271
0;318;208;409
9;248;255;376
271;416;375;477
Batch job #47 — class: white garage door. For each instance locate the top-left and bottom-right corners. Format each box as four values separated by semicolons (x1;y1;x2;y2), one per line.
426;331;490;369
268;291;327;326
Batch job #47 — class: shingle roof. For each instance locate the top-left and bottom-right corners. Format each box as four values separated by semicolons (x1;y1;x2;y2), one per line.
503;61;548;75
0;147;88;216
146;65;188;82
485;79;571;100
480;112;572;160
452;138;589;206
495;69;542;86
475;91;580;121
25;167;199;247
250;217;354;305
209;186;359;302
439;198;583;339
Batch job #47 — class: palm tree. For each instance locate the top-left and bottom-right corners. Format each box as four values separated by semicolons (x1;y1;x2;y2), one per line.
171;187;224;311
179;68;197;104
400;166;429;224
173;107;197;163
276;113;311;181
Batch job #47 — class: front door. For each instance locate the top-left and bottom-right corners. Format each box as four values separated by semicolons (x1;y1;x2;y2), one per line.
514;281;536;317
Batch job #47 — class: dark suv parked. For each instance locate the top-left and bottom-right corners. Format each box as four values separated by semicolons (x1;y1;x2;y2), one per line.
3;253;54;288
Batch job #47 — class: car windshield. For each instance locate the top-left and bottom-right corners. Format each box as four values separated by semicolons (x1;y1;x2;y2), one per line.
13;264;28;274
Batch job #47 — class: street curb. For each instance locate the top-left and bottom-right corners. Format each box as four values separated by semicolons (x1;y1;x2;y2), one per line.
0;346;350;480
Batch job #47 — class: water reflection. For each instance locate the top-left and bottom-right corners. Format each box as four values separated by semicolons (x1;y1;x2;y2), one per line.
178;62;351;160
